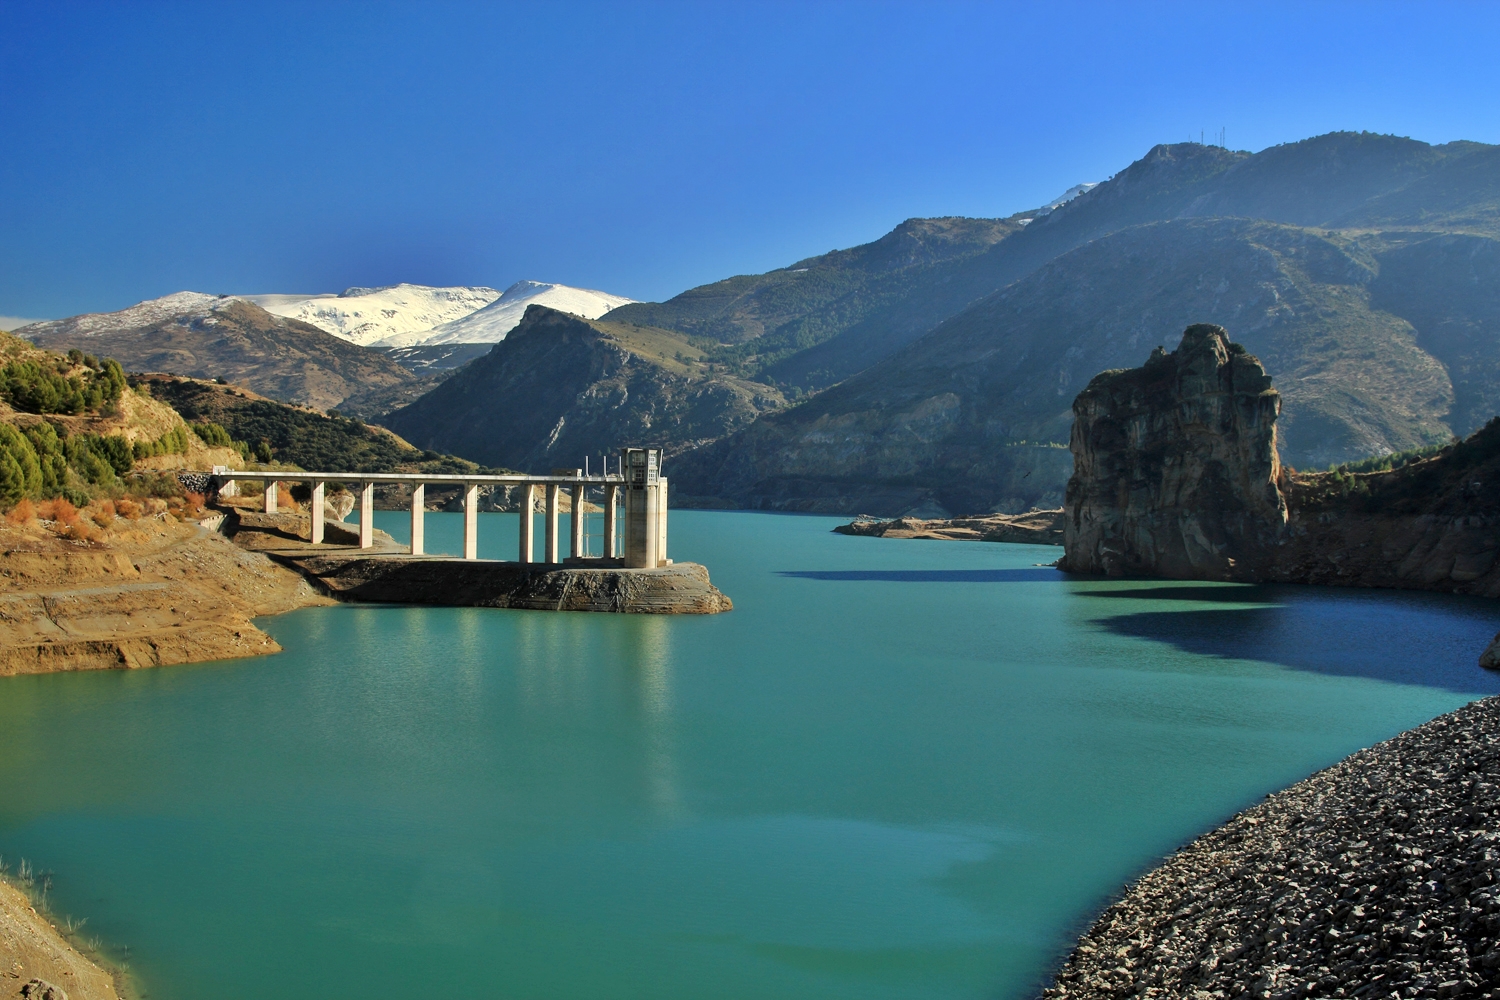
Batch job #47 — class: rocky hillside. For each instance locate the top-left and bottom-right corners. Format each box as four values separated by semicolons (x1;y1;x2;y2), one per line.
672;214;1484;514
0;331;244;507
1059;323;1500;598
17;293;417;411
626;133;1496;398
563;133;1496;515
603;214;1027;384
139;374;496;476
384;305;786;471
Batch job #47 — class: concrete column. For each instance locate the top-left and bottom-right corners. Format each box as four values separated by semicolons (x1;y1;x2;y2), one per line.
311;481;325;544
463;483;479;560
264;480;278;514
603;484;618;559
545;484;560;563
518;484;535;563
644;482;660;569
623;482;660;569
656;476;668;566
570;483;585;559
410;483;425;556
359;482;374;549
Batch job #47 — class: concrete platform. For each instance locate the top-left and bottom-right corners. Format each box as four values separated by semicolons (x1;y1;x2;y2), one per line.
279;553;732;614
217;506;732;614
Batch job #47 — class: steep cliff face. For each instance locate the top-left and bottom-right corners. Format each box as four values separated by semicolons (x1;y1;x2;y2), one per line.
1060;324;1286;579
1061;323;1500;597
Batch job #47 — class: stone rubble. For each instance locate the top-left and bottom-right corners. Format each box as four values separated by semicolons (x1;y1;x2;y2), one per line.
1041;698;1500;1000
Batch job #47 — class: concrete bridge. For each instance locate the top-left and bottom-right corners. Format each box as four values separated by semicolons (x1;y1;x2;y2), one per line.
211;447;670;569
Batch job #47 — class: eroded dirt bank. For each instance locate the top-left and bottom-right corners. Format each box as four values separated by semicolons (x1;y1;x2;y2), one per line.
0;500;330;677
1;879;122;1000
1042;697;1500;1000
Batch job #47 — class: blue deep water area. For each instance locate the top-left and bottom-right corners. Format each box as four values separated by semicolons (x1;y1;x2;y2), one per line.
1;510;1497;999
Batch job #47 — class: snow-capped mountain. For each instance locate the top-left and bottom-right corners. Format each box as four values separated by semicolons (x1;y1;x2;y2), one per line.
374;281;636;347
242;284;502;347
15;291;232;338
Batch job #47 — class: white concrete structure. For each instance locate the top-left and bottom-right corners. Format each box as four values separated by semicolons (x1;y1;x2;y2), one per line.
212;449;670;568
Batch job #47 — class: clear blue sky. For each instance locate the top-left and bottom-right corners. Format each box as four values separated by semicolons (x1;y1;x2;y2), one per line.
2;0;1497;321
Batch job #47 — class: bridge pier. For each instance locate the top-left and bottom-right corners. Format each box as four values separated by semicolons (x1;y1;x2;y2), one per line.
545;484;560;563
311;481;326;544
359;482;374;548
410;484;425;556
604;484;618;558
463;483;479;560
264;480;278;514
571;484;585;557
519;484;535;563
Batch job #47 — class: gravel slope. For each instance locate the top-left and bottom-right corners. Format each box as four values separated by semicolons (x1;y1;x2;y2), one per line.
1043;697;1500;1000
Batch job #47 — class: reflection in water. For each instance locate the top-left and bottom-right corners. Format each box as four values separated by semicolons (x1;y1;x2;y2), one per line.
505;610;683;818
630;616;681;819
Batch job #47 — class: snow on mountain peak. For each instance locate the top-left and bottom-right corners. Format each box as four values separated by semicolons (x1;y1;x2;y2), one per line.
243;284;502;347
13;291;238;338
373;281;636;347
16;281;636;350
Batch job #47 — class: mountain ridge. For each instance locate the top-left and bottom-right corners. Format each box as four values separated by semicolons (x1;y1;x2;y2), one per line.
17;295;417;412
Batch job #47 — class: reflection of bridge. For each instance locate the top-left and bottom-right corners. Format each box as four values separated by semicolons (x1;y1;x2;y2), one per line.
212;447;669;569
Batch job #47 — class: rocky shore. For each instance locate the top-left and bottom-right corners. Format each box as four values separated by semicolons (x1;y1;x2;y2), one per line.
0;500;330;677
1;878;122;1000
1042;697;1500;1000
834;509;1064;544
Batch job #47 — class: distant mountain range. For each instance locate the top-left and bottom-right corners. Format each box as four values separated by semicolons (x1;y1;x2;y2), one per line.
243;280;634;347
17;294;415;412
11;280;636;415
389;131;1500;515
375;281;634;348
13;131;1500;518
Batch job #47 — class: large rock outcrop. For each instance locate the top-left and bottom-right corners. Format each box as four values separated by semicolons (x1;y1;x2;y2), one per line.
1060;324;1500;597
1061;324;1287;579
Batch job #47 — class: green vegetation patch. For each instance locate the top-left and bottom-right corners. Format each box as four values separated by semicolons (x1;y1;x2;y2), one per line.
0;351;126;415
0;421;158;507
142;376;507;475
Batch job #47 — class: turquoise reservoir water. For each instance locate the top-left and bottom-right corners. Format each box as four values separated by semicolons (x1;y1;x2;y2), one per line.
2;510;1499;998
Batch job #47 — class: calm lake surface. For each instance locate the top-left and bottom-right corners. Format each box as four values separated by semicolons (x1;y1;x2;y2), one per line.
3;510;1499;999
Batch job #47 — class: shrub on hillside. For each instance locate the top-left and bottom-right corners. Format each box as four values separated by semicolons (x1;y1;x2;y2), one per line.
0;357;126;415
190;420;253;460
132;425;192;461
0;415;201;510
